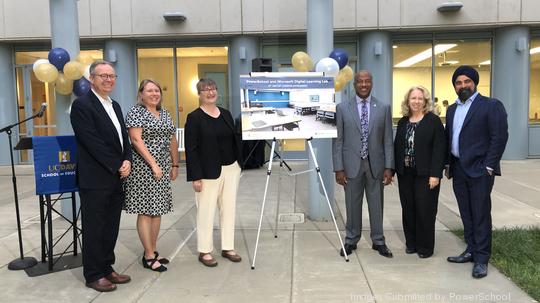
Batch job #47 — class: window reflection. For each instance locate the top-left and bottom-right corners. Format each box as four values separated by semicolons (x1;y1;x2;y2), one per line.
137;48;177;126
434;40;491;123
393;40;491;124
530;39;540;124
14;50;102;163
393;42;432;124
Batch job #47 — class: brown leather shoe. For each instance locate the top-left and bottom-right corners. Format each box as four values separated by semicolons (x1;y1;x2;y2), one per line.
85;277;117;292
106;271;131;284
198;253;218;267
221;250;242;262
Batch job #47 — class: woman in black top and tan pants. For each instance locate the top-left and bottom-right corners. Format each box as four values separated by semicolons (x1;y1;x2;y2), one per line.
394;85;446;258
185;78;243;267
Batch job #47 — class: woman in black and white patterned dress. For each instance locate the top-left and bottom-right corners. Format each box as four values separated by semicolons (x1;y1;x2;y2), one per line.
124;79;179;272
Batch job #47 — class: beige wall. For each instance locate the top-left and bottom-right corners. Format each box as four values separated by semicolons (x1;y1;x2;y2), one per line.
2;0;540;40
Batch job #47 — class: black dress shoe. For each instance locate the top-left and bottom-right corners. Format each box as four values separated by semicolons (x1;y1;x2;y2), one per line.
447;251;473;263
372;244;393;258
405;247;417;254
339;243;357;256
418;252;433;258
472;263;488;278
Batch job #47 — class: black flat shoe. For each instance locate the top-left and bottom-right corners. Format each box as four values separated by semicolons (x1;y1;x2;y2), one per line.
418;252;433;258
339;243;357;256
472;263;488;278
447;251;473;263
405;247;417;254
154;251;170;264
142;255;167;272
372;244;393;258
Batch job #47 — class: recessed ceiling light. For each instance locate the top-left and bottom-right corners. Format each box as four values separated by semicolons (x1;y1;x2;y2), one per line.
395;44;457;68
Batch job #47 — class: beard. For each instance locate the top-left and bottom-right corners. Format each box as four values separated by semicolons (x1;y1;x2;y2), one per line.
457;87;475;102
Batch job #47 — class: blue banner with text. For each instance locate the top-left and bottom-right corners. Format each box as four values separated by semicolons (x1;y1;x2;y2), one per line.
33;136;78;195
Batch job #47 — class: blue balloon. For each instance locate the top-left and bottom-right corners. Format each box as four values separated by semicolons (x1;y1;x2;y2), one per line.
48;48;71;71
73;78;91;97
329;48;349;70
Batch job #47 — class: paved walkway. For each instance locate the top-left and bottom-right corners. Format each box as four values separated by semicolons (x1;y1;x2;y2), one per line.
0;160;538;303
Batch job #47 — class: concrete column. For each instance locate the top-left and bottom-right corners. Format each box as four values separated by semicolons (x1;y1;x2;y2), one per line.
358;31;393;105
229;36;259;120
0;44;18;165
492;26;529;159
50;0;81;217
104;40;138;113
307;0;334;221
49;0;80;135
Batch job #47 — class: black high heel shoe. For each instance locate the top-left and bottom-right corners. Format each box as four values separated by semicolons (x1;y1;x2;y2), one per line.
142;255;167;272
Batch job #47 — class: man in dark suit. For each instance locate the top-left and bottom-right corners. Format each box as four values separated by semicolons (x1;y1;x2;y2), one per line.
70;60;133;292
332;70;394;258
444;65;508;279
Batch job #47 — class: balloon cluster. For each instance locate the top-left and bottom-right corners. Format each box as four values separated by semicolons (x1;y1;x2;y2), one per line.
291;48;354;92
33;48;94;97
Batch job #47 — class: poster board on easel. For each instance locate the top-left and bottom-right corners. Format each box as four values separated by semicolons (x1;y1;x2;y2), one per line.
240;72;338;141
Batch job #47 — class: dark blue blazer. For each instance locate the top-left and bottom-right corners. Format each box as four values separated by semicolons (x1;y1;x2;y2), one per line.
445;94;508;178
70;90;132;189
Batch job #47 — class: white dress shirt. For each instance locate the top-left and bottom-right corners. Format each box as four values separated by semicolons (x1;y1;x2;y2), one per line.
92;89;123;149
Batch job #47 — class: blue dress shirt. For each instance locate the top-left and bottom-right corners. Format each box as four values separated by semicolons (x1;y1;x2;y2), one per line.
451;91;479;158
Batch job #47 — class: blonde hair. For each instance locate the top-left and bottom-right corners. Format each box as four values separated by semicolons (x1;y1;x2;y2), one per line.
400;85;432;117
137;79;163;110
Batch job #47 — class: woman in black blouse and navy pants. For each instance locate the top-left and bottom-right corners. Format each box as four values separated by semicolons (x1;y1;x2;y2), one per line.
394;85;446;258
185;78;243;267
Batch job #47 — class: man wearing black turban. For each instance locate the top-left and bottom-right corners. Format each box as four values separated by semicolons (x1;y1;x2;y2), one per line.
444;65;508;279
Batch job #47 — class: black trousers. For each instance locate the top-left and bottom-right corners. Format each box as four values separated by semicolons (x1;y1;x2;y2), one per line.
452;160;494;264
80;186;124;283
397;167;440;255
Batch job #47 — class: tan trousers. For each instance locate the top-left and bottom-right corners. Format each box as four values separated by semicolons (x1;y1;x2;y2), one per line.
195;161;241;253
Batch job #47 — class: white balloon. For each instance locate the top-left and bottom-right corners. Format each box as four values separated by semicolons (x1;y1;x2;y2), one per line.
83;64;91;81
33;59;50;72
315;57;340;77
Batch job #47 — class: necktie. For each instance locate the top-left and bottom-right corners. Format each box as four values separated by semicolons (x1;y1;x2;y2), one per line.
360;100;368;159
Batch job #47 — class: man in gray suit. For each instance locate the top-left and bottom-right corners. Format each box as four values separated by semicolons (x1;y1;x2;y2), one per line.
333;70;394;258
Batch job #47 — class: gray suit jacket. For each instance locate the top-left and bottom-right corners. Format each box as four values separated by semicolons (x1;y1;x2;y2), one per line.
332;95;394;179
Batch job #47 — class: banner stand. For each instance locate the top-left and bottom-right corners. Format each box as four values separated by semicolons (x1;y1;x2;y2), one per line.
250;137;348;270
25;192;82;277
24;136;82;277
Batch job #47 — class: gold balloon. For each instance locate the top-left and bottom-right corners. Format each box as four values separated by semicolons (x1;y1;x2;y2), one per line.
291;51;314;72
55;73;73;95
340;65;354;82
75;53;94;65
35;63;59;83
63;61;84;80
334;73;346;92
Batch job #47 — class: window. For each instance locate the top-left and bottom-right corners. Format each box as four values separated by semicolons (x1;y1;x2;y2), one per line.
137;48;177;126
530;39;540;125
393;42;432;123
14;49;102;163
392;40;491;124
434;40;491;123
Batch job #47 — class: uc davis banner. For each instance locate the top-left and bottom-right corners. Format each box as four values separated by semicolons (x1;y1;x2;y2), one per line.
33;136;78;195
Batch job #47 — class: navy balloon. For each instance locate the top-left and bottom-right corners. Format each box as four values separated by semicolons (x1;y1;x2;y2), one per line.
329;48;349;70
48;48;71;71
73;78;91;97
